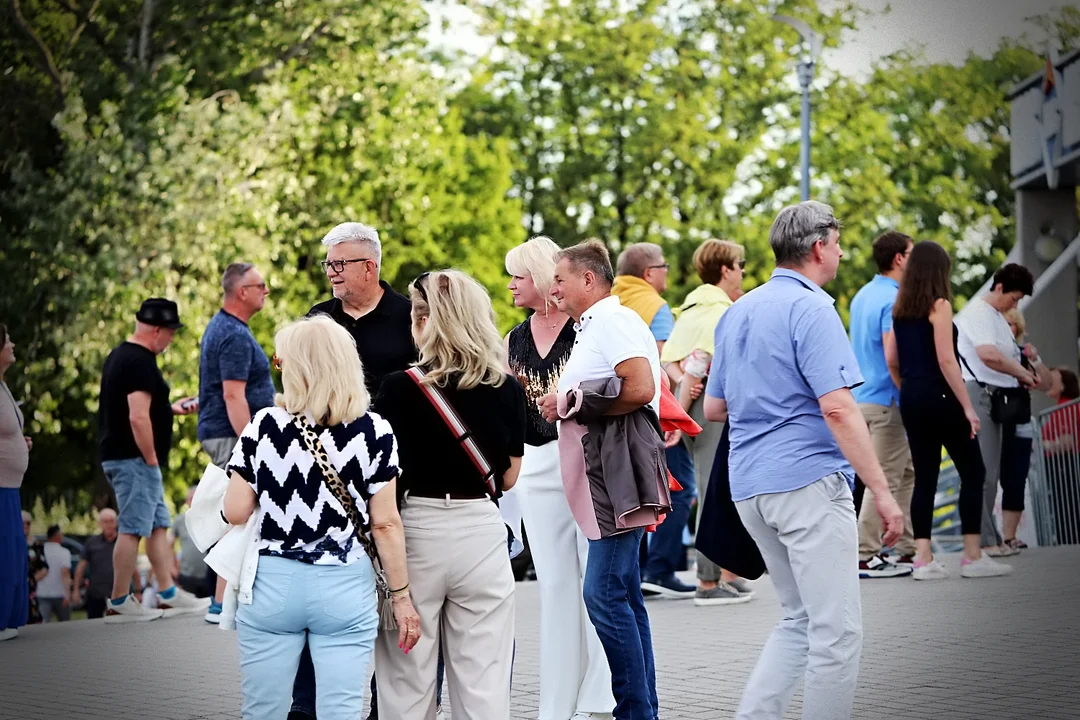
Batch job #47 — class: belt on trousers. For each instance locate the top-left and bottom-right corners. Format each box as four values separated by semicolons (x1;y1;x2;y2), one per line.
408;491;489;501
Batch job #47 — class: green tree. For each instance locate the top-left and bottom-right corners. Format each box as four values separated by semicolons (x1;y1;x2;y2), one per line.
458;0;852;298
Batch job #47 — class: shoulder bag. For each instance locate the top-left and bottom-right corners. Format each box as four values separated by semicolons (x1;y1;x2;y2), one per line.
405;368;525;557
958;353;1031;426
405;367;497;500
291;415;398;631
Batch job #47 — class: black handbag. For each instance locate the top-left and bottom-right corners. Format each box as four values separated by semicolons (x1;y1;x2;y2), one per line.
988;386;1031;425
959;353;1031;425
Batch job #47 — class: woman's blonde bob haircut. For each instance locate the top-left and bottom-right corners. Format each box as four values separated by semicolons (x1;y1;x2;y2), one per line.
1003;307;1026;342
274;315;370;425
505;235;560;310
410;270;507;390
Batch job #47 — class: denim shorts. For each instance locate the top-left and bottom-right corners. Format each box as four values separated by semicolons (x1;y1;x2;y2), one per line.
101;458;171;537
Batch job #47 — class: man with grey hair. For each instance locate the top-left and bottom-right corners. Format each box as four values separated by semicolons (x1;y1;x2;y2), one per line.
703;201;904;720
612;242;674;354
197;262;274;621
308;222;415;398
301;223;415;720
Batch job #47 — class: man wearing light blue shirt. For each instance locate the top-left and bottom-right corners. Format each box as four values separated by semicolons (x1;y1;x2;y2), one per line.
703;201;903;720
849;231;917;578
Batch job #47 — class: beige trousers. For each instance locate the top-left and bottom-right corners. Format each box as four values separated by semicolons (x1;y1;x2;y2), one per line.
375;496;515;720
857;403;916;559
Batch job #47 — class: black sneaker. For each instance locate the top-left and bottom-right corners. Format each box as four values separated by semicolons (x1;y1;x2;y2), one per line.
641;575;696;599
858;554;912;579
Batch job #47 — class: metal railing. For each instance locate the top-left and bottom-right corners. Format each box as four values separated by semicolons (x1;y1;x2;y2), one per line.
1030;398;1080;546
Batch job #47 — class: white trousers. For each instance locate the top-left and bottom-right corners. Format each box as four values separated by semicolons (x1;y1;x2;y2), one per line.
518;441;615;719
735;473;863;720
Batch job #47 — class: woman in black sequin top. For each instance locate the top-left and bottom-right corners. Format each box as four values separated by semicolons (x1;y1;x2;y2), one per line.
504;236;615;718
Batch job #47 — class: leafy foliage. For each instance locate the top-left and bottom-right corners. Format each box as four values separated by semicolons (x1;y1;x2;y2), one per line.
1;0;1075;512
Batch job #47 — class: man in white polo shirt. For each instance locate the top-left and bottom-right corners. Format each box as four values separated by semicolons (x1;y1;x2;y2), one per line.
539;238;662;720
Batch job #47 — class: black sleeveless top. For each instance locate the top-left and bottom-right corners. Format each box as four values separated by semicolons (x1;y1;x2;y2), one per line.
893;316;959;393
508;316;576;446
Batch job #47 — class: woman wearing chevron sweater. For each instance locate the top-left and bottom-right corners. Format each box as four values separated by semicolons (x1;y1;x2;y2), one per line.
222;315;418;720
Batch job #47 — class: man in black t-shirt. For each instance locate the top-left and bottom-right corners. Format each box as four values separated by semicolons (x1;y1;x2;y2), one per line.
73;509;143;619
97;298;209;623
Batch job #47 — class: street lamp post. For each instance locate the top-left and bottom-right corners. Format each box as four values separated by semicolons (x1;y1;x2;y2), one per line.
772;15;821;202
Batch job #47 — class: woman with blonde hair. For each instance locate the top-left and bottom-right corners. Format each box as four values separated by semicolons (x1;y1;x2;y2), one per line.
222;315;419;719
505;237;615;719
375;269;526;719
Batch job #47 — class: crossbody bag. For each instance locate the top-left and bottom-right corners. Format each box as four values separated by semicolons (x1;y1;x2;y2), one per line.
291;415;398;631
958;353;1031;426
405;367;497;501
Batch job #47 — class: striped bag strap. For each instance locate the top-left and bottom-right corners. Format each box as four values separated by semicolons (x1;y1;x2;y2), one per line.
405;367;497;500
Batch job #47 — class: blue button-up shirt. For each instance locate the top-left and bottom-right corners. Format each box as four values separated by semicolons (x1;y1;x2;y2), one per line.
849;275;900;407
705;269;864;501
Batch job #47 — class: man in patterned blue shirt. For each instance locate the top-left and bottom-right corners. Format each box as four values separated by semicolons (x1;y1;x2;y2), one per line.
197;262;275;621
704;201;904;720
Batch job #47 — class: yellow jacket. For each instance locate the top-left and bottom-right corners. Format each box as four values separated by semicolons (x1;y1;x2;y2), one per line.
660;284;734;364
611;275;666;327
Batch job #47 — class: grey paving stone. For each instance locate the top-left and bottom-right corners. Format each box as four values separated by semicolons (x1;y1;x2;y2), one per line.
1;546;1077;719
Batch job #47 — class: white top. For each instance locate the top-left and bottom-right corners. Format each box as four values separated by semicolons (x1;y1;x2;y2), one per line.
38;542;72;598
558;295;662;418
955;297;1021;388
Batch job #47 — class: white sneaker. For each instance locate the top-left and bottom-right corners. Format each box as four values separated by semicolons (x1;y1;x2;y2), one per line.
984;544;1020;558
0;628;18;641
104;594;165;623
960;555;1013;578
159;586;212;617
912;559;949;580
572;714;615;720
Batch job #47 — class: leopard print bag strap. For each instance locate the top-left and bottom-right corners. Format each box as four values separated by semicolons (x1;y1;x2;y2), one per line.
291;415;384;578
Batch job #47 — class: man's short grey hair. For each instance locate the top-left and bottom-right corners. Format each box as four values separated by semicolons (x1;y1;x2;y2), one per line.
769;201;841;266
557;238;615;286
615;243;664;278
222;262;255;296
321;222;382;266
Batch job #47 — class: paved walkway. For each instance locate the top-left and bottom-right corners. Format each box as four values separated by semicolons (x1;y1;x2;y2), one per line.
2;546;1078;719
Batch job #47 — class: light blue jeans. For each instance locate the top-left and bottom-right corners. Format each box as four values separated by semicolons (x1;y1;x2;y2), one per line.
237;554;378;720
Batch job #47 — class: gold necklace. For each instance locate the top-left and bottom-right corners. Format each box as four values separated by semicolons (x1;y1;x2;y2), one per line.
534;313;561;331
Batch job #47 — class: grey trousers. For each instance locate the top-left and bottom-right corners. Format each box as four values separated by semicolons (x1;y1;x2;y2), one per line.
38;597;71;623
201;436;239;470
967;382;1004;547
735;473;862;720
684;392;726;582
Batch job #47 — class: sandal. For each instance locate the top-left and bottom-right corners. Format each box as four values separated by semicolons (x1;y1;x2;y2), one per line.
1004;537;1028;550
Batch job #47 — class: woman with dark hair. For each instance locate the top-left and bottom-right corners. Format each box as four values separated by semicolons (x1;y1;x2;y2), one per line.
885;242;1011;580
1;323;32;641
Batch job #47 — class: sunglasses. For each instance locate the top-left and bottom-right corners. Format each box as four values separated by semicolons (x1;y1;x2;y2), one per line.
413;272;432;302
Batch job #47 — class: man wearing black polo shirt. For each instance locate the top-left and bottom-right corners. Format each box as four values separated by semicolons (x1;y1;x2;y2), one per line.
307;221;416;397
292;222;416;720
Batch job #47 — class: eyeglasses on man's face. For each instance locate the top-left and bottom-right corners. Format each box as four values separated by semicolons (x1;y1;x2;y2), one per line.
647;263;670;271
321;258;371;274
735;259;747;270
241;282;268;291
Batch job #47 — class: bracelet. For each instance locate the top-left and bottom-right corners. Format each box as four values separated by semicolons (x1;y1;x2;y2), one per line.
389;583;410;596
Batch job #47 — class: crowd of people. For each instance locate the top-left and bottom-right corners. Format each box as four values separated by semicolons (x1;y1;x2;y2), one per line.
0;201;1077;720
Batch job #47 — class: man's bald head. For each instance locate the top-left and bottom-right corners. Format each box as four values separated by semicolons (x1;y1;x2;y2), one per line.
98;508;118;540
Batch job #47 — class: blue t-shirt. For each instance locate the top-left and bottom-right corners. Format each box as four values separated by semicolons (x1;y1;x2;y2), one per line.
197;310;276;441
706;270;863;501
649;303;675;342
849;275;900;407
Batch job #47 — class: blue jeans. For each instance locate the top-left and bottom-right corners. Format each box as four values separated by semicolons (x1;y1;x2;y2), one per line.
644;441;695;581
237;555;378;720
101;458;171;537
583;527;657;720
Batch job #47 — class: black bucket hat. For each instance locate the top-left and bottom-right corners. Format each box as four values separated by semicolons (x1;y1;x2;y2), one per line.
135;298;184;329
